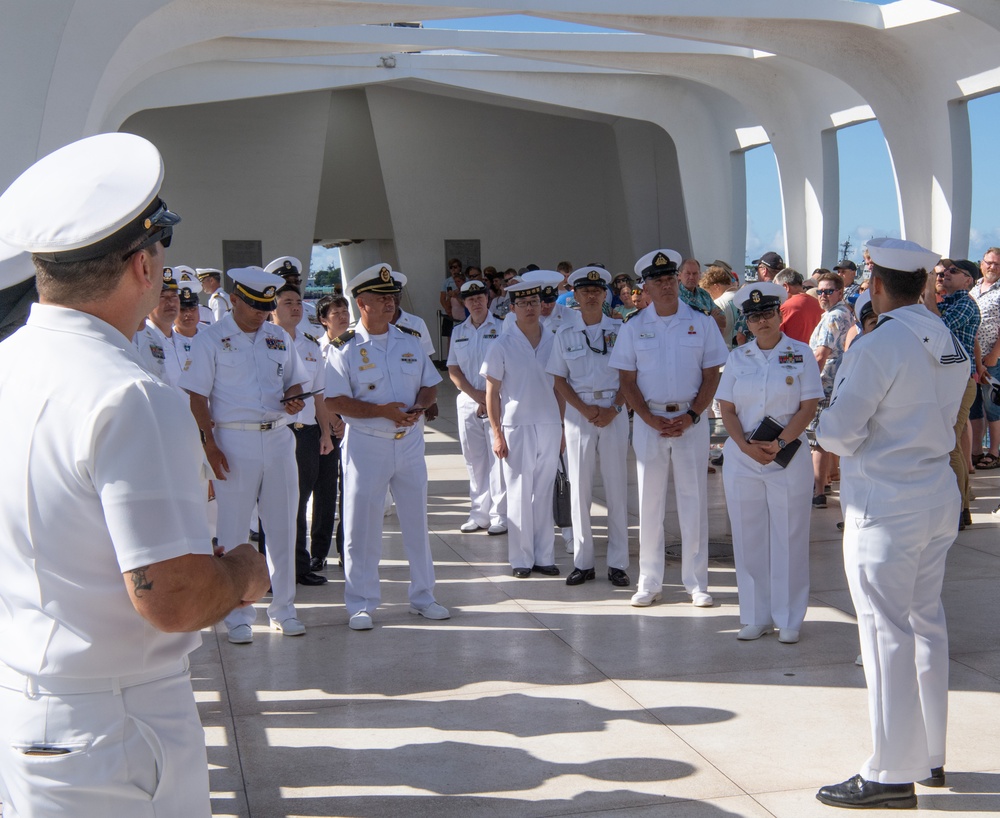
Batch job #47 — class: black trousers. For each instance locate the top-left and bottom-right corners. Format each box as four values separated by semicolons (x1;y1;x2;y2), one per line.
291;424;344;576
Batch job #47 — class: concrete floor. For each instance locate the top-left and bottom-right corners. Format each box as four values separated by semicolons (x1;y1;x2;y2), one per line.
194;378;1000;817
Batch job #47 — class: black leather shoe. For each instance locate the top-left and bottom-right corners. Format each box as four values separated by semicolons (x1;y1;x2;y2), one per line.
532;564;560;576
296;572;328;586
566;567;596;585
608;568;630;587
918;767;945;788
309;557;326;573
512;567;531;578
816;775;916;809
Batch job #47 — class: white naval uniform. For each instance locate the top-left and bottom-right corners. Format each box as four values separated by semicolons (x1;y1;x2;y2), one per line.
298;301;324;337
324;324;442;616
546;312;629;572
136;318;185;390
0;305;214;817
208;288;232;322
180;313;308;630
816;305;968;784
481;321;561;569
394;308;437;358
716;334;824;631
608;301;729;597
447;312;507;528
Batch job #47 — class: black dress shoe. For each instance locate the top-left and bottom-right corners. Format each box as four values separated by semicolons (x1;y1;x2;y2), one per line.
816;775;916;809
309;557;326;573
512;567;531;578
608;568;630;587
296;572;328;586
918;767;946;787
566;567;596;585
532;564;560;576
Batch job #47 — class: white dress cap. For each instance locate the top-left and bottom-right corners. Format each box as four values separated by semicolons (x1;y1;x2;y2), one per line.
569;266;611;288
196;267;222;281
0;133;178;262
228;266;285;310
520;269;564;290
174;265;202;294
855;289;873;319
460;280;490;298
345;263;405;298
264;256;303;277
634;248;682;279
0;236;35;289
733;281;786;314
866;237;940;274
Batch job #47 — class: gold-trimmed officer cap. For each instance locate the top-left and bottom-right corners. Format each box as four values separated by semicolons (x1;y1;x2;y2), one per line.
569;266;611;289
734;281;785;315
264;256;303;279
866;237;940;273
161;266;178;291
174;265;202;304
346;263;405;298
228;266;284;311
0;133;180;263
634;248;682;280
196;267;222;281
459;280;490;299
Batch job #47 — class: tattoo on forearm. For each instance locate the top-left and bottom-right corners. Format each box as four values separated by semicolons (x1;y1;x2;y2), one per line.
129;566;153;596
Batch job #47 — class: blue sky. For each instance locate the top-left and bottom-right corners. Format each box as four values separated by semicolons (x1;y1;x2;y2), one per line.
313;8;998;271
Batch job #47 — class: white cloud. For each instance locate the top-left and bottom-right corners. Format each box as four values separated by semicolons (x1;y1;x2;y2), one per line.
310;245;341;272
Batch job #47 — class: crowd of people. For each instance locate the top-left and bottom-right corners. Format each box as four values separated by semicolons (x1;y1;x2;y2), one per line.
0;131;988;813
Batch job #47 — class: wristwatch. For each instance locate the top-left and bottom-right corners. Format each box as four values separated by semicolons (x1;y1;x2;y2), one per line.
685;409;700;424
777;438;787;449
614;404;623;414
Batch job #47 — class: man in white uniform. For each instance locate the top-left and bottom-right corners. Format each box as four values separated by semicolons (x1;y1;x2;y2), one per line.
197;266;231;321
265;255;323;335
136;266;186;390
181;266;310;644
325;263;450;631
816;238;968;809
447;279;507;535
609;249;728;608
547;267;630;588
0;133;269;817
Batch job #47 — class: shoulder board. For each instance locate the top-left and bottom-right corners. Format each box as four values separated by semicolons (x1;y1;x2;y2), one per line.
622;311;637;324
303;332;320;346
396;324;421;337
332;329;356;348
690;303;712;316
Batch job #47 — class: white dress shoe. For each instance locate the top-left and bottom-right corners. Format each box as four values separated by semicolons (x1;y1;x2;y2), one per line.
487;523;507;535
271;617;305;636
778;628;800;644
692;592;714;607
410;602;451;620
737;624;774;641
460;518;483;533
630;591;662;607
228;624;253;644
349;611;374;630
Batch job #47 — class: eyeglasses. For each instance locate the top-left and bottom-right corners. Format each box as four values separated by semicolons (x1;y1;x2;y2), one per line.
983;260;1000;268
746;308;779;323
816;288;838;296
514;299;541;308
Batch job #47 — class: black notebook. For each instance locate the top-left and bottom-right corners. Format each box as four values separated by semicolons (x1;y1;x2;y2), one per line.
748;416;800;468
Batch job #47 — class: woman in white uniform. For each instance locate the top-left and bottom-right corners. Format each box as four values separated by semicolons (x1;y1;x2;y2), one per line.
716;282;824;644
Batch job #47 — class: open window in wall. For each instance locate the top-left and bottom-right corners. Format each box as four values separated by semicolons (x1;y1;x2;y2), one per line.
744;143;783;280
836;120;899;266
969;92;1000;262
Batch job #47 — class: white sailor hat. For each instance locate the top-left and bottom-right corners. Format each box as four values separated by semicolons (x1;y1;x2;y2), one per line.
161;267;178;291
855;289;873;321
865;237;940;273
0;133;180;263
228;266;284;311
264;256;303;279
345;262;404;298
634;249;682;280
521;269;563;301
734;281;785;315
569;266;611;289
0;236;35;290
196;267;222;281
506;279;544;302
460;280;490;299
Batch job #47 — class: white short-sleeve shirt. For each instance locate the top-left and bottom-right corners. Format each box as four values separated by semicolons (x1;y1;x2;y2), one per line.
447;313;504;391
546;312;623;396
481;321;560;427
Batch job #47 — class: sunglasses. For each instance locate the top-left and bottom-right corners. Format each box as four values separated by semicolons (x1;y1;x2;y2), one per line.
122;201;179;261
816;288;838;295
746;308;779;323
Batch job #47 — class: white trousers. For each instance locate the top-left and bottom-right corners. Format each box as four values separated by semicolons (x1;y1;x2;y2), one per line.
564;404;629;571
633;416;710;596
0;667;209;818
215;426;298;627
722;435;812;630
844;501;957;783
503;423;561;569
456;394;506;527
342;426;436;616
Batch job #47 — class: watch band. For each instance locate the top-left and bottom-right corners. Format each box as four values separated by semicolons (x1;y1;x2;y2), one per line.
686;409;700;424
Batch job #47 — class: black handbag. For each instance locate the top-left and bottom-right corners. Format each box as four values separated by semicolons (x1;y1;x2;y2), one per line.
553;454;573;527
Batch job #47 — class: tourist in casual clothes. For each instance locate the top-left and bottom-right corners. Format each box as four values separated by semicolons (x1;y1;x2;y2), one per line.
775;267;824;344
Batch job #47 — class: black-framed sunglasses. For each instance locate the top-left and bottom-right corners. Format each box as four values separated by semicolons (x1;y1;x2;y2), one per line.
122;200;180;261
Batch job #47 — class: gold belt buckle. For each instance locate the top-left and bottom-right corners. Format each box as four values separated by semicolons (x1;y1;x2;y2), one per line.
394;429;406;440
293;423;304;430
665;403;679;412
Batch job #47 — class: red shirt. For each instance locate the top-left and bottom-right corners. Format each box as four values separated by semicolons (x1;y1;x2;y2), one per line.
780;292;825;343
